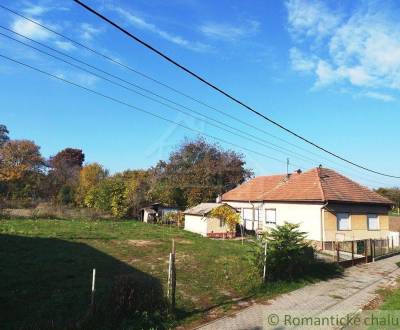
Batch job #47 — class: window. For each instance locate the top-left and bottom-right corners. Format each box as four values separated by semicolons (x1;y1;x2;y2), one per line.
337;213;350;231
242;208;259;220
265;209;276;224
367;214;379;230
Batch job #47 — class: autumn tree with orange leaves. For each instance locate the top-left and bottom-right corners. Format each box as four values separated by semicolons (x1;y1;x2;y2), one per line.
0;140;44;182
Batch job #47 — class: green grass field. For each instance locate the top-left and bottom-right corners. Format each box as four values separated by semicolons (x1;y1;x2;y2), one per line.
0;218;339;329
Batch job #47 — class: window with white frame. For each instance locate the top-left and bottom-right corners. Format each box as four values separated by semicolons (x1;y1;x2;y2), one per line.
265;209;276;224
337;213;350;231
242;208;259;220
367;214;379;230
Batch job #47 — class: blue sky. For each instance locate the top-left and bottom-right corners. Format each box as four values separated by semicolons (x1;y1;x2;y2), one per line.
1;0;399;188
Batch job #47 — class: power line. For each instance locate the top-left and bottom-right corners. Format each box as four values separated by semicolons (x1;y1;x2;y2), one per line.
72;0;400;179
3;33;393;187
0;4;366;176
0;30;314;168
0;5;397;185
0;4;368;180
0;53;301;170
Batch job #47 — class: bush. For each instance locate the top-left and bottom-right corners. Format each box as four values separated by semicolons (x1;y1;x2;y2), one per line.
209;204;240;233
249;222;315;281
81;274;169;329
57;185;75;205
84;178;127;218
163;211;184;227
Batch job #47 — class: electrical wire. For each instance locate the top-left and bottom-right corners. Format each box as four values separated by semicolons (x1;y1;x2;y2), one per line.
72;0;400;179
0;4;381;173
0;29;317;167
0;53;303;170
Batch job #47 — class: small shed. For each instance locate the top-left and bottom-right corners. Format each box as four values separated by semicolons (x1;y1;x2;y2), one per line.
183;203;237;238
140;203;179;223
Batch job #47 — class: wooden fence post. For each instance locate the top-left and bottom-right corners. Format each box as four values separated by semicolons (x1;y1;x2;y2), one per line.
336;241;340;263
332;241;336;262
369;239;373;262
351;240;354;266
372;239;375;262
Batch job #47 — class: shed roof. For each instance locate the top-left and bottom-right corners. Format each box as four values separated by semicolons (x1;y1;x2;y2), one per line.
184;203;235;215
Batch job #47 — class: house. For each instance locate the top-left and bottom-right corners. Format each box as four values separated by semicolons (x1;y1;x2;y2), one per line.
221;167;393;248
140;203;180;223
184;203;237;238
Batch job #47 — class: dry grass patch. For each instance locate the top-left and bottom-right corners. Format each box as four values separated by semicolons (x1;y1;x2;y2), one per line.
126;239;161;247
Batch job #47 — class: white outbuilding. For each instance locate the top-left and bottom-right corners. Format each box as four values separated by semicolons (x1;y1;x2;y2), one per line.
183;203;237;238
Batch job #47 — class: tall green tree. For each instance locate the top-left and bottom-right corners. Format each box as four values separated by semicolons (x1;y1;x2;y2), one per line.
75;163;108;206
117;170;151;217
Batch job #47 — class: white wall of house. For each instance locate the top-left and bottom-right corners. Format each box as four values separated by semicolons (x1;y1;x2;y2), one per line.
223;201;323;241
184;215;208;236
263;202;323;241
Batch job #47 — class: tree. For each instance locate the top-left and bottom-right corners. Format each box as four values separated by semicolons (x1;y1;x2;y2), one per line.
375;187;400;212
0;124;9;146
118;170;151;217
209;204;240;233
57;185;75;205
149;138;253;208
50;148;85;168
48;148;85;200
250;223;314;281
0;140;44;182
84;176;127;218
75;163;108;206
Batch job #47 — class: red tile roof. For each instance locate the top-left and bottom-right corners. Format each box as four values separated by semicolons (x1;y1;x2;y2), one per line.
222;167;393;205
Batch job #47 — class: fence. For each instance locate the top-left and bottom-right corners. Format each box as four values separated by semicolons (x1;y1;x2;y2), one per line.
322;236;400;267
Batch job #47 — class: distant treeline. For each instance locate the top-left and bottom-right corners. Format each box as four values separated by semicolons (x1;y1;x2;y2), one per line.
374;187;400;212
0;124;252;218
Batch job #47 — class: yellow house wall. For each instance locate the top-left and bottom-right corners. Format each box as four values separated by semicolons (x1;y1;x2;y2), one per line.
324;210;389;241
207;217;229;234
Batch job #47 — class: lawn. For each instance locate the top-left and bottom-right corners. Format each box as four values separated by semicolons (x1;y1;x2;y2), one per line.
0;218;339;329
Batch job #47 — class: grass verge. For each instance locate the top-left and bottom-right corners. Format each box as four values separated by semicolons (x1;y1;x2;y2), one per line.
0;218;341;329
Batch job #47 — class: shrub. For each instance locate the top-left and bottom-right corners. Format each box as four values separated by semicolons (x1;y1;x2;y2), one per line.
57;185;75;205
84;178;127;218
81;274;169;329
163;211;184;227
209;204;240;233
249;222;315;281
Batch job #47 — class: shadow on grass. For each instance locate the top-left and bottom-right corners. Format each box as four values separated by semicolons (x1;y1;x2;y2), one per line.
0;234;168;329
